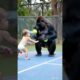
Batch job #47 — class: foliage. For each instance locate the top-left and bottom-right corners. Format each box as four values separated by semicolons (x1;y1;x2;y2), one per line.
18;0;30;16
18;0;52;16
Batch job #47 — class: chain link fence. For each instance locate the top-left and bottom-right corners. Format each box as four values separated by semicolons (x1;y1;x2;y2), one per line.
18;16;62;43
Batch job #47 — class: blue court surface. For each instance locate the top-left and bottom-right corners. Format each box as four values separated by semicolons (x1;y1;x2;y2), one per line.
18;51;62;80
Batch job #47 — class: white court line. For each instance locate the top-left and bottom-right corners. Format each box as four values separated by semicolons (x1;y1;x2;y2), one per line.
47;63;62;66
18;56;62;74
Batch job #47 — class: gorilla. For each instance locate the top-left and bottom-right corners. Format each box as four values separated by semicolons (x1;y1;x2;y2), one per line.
34;16;57;56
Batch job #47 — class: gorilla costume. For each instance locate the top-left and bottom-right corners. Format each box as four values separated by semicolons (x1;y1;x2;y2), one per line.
34;16;57;56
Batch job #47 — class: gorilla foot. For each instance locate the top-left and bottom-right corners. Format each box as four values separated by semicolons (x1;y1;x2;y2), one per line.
48;54;55;57
36;54;42;56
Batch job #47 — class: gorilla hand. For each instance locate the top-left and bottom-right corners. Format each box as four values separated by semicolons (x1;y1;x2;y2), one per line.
38;34;46;40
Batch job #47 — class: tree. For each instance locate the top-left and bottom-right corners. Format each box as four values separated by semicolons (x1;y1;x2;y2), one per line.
18;0;30;16
51;0;58;15
18;0;52;16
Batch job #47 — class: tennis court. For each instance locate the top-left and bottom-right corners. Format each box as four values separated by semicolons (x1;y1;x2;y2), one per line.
18;45;62;80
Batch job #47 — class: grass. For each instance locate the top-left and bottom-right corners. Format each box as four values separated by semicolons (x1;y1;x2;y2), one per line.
27;43;62;52
18;38;62;52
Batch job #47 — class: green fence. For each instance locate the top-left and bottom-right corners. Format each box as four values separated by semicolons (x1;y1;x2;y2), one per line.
18;16;62;43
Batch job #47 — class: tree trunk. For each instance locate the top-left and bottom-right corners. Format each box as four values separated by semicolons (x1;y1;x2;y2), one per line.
51;0;58;15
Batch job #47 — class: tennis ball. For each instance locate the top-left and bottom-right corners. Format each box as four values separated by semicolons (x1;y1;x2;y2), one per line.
32;29;37;34
44;39;48;42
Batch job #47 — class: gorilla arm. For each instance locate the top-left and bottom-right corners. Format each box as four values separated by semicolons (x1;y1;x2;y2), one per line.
47;26;57;40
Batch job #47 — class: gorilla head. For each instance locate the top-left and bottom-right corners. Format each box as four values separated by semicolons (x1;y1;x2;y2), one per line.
36;16;47;30
36;16;53;30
